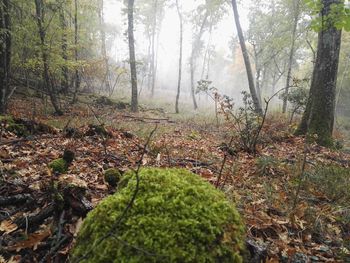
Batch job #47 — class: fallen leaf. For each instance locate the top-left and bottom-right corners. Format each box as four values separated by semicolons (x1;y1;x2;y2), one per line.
0;220;18;234
6;228;51;252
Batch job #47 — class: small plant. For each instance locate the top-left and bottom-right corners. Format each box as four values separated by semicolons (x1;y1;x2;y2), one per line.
196;79;220;126
279;79;309;124
309;164;350;204
256;156;279;176
219;91;265;154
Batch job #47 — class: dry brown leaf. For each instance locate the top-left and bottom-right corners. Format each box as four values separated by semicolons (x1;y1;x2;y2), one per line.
0;220;18;234
6;228;51;252
6;256;21;263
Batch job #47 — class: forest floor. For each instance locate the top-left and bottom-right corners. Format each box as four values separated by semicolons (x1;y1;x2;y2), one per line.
0;93;350;262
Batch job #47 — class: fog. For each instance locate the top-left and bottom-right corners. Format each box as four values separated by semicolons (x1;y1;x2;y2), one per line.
102;0;253;108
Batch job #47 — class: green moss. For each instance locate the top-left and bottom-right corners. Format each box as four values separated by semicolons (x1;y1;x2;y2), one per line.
104;168;122;187
72;168;245;263
48;158;68;174
0;115;14;123
0;116;28;136
7;124;29;137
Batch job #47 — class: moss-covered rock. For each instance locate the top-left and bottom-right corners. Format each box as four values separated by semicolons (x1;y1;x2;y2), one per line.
72;168;245;263
48;158;68;174
104;168;122;187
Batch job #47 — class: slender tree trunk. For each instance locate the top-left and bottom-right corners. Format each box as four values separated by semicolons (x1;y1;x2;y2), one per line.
296;0;343;146
0;0;11;114
282;0;300;113
150;0;158;97
99;0;111;93
128;0;138;112
252;45;262;104
147;32;151;91
231;0;262;115
201;20;213;80
255;68;262;103
190;12;208;110
153;29;160;95
34;0;62;115
59;3;69;95
72;0;80;103
335;54;350;108
175;0;183;114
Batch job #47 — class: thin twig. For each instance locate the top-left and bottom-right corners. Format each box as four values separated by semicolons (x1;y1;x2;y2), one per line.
215;136;234;188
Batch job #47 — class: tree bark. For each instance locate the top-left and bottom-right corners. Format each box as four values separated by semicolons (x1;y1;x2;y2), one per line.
99;0;111;93
231;0;263;115
150;0;158;97
72;0;80;103
296;0;343;146
128;0;138;112
190;12;208;110
59;3;69;95
34;0;62;115
282;0;300;113
175;0;183;114
0;0;11;114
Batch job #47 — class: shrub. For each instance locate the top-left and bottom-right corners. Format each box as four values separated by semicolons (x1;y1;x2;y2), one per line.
72;168;245;263
256;156;279;176
218;91;264;154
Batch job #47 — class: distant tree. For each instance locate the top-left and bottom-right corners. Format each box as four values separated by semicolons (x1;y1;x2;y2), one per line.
34;0;63;115
231;0;263;115
283;0;301;113
190;0;227;110
296;0;347;146
189;10;207;110
59;0;69;95
0;0;12;114
127;0;138;112
98;0;111;93
137;0;166;97
175;0;183;114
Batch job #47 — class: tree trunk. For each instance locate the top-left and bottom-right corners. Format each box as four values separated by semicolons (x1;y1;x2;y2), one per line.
231;0;262;115
190;12;208;110
34;0;62;115
0;0;11;114
175;0;183;114
255;68;262;104
201;20;213;80
282;0;300;113
99;0;111;93
150;0;158;97
296;0;343;146
72;0;80;103
128;0;138;112
59;3;69;95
